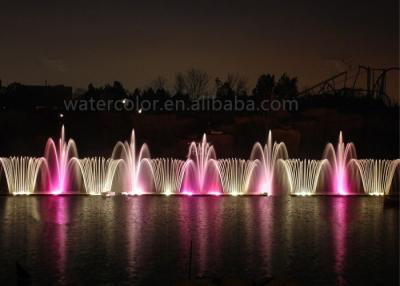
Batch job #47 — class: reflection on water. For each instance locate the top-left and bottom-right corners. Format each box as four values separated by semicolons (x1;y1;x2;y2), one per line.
0;196;398;285
331;198;348;286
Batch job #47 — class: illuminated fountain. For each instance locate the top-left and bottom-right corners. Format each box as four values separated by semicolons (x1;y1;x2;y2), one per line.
151;158;186;195
183;134;220;195
218;159;257;196
323;132;357;195
280;159;329;196
0;157;45;195
44;126;78;195
72;157;122;195
352;159;400;196
250;130;288;195
111;130;153;195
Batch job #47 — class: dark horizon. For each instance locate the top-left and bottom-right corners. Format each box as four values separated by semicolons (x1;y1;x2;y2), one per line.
0;0;398;100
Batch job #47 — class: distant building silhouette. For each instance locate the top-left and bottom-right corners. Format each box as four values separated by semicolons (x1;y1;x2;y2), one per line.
5;84;72;110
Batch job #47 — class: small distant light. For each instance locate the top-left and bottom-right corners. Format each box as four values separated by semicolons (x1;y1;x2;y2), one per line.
59;113;64;118
122;99;127;104
138;108;142;114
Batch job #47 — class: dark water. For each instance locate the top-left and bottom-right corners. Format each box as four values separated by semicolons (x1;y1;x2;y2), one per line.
0;196;398;285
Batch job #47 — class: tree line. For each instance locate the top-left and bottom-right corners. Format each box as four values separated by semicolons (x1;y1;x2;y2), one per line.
78;68;298;102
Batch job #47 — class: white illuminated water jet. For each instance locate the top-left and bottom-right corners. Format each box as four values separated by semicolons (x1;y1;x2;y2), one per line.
184;134;220;194
280;159;329;196
151;158;186;195
218;159;257;195
323;132;357;195
352;159;400;196
72;157;122;195
0;157;45;195
250;130;288;195
111;130;152;195
44;126;78;195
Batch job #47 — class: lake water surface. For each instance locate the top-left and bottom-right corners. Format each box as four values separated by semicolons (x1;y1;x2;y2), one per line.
0;196;398;285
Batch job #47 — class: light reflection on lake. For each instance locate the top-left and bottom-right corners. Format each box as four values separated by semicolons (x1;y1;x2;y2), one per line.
0;196;397;285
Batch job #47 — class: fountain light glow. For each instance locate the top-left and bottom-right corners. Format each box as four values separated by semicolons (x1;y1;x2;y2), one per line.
218;159;257;195
0;157;45;195
151;158;186;194
184;134;220;194
250;130;288;195
323;132;357;195
281;159;328;195
112;130;152;195
44;126;78;195
72;157;122;195
0;128;398;196
352;159;400;196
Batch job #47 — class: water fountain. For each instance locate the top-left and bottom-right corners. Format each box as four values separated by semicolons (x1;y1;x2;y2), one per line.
71;157;122;195
183;134;220;195
0;127;398;196
151;158;186;195
218;159;257;195
111;130;153;195
44;126;78;195
280;159;329;196
352;159;400;196
323;132;357;195
250;130;288;195
0;157;45;195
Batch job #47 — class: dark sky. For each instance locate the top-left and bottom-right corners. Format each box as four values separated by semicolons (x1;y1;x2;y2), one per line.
0;0;398;96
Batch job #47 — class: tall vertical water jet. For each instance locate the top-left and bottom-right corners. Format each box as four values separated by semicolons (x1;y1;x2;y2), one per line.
44;126;78;195
0;157;45;195
111;130;153;195
183;134;220;194
151;158;186;195
72;157;122;195
250;130;288;195
218;159;257;195
323;132;357;195
352;159;400;196
280;159;328;196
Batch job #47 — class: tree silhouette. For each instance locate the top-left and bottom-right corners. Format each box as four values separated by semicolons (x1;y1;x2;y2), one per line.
216;73;248;98
150;76;167;92
274;73;298;99
174;68;210;100
252;74;275;99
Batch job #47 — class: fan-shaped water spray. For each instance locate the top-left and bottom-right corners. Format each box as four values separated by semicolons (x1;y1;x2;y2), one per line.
151;158;186;195
44;126;78;195
111;130;152;195
352;159;400;196
280;159;328;196
0;157;45;195
183;134;220;194
72;157;122;195
250;130;288;195
323;132;357;195
218;159;257;195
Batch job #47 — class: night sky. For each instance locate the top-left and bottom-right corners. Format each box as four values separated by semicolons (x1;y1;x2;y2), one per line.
0;0;398;97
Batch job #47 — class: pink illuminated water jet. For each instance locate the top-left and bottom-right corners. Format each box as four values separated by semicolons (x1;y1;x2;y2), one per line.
112;129;153;195
323;132;357;195
44;126;78;195
250;130;288;195
183;134;221;195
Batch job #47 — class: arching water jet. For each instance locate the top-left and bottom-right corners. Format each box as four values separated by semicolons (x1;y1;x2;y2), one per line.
323;132;357;195
250;130;288;195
